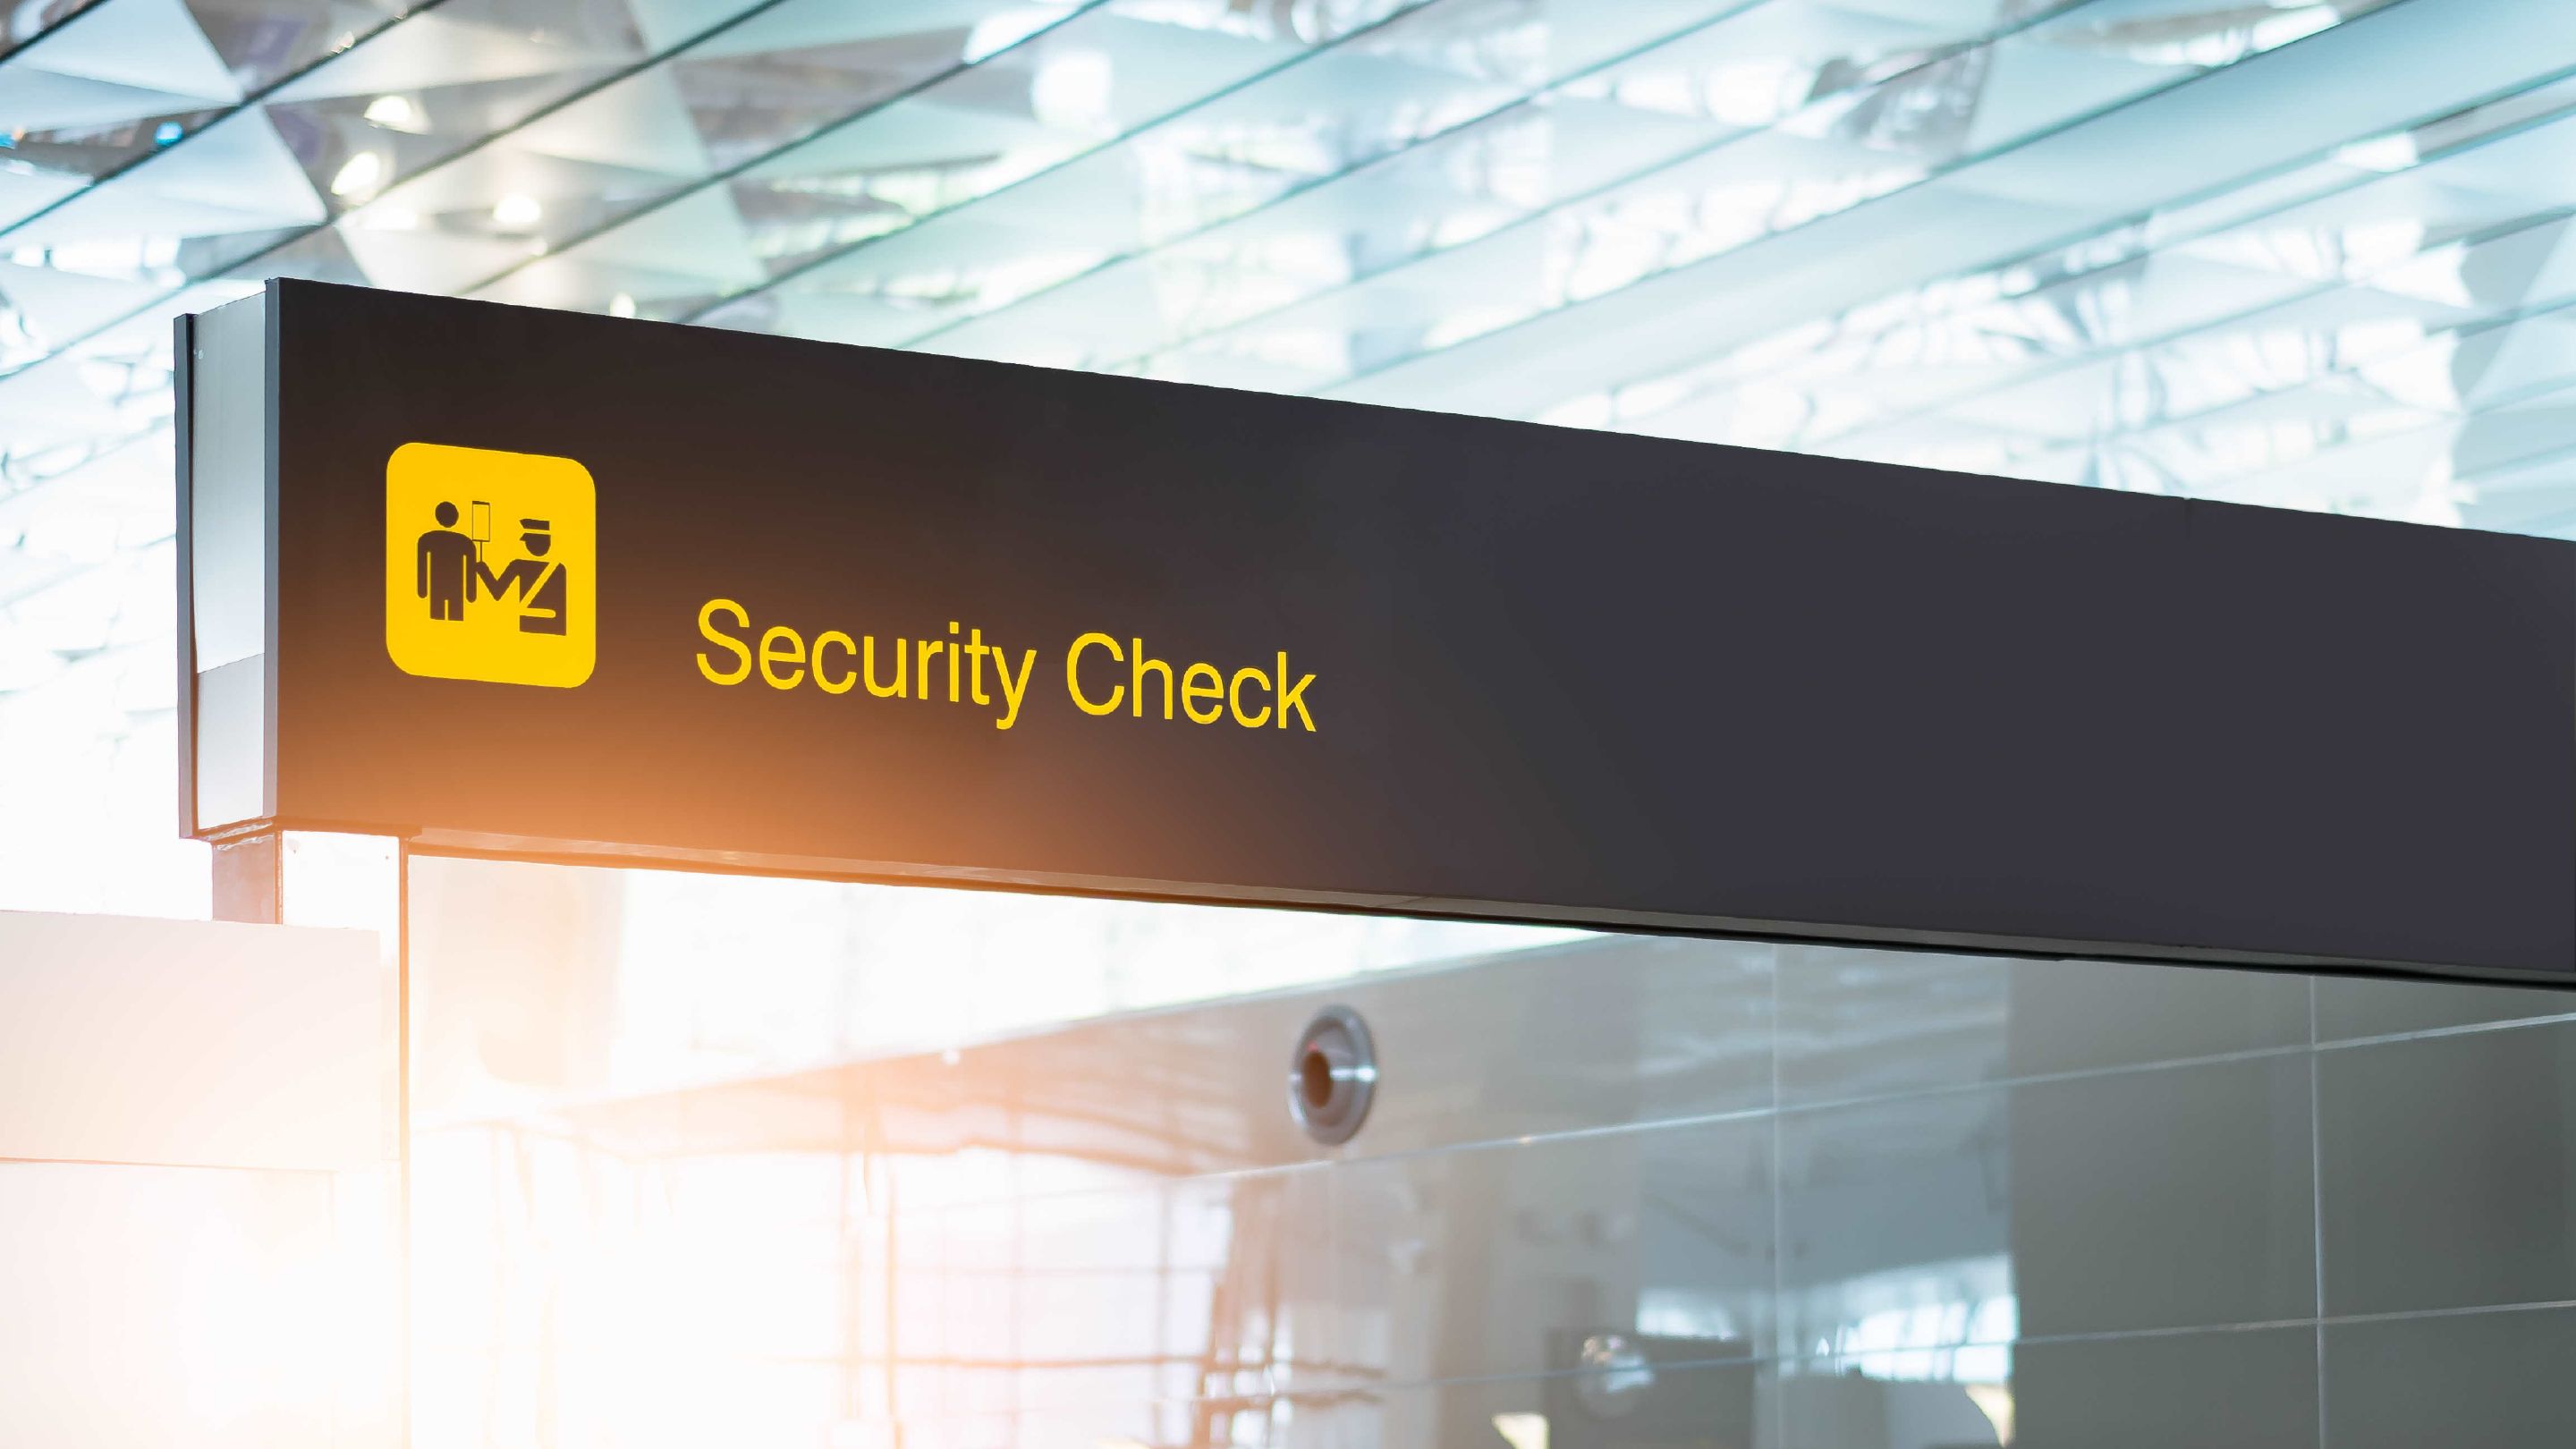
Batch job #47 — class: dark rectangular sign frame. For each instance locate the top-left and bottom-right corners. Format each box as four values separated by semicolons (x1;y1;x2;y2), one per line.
178;280;2576;988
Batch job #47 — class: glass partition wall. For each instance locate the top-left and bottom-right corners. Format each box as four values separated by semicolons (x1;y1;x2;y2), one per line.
405;857;2576;1449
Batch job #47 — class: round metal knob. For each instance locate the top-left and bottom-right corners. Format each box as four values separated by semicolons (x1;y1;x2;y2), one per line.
1287;1004;1377;1146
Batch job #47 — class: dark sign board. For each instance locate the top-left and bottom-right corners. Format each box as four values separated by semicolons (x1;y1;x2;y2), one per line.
178;280;2576;987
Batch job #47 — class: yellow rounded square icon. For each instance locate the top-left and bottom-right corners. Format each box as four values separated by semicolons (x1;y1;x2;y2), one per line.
385;442;596;688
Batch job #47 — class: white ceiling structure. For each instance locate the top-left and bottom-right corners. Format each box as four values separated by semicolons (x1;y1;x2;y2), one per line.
4;0;2572;912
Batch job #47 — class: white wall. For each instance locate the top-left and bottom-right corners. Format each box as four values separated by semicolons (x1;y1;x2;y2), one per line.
0;911;399;1449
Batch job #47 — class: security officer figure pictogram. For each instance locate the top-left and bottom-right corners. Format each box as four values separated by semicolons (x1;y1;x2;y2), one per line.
473;517;571;635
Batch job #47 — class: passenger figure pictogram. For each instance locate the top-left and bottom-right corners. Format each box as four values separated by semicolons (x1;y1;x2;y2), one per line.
416;501;475;621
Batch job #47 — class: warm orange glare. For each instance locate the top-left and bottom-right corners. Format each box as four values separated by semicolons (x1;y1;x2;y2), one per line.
398;858;1583;1445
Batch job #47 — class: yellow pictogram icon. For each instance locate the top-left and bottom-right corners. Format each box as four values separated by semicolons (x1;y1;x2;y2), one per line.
384;442;596;687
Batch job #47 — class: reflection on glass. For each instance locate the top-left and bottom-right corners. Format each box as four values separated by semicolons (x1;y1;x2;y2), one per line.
208;854;2576;1446
406;858;1586;1445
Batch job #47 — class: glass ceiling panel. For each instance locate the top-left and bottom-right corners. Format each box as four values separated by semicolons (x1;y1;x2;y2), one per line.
1563;60;2576;524
0;0;820;484
0;0;1451;460
1593;79;2576;454
0;1;1168;477
708;0;1775;360
0;0;427;242
1312;0;2570;421
672;0;1748;347
1097;0;2409;400
0;0;901;380
0;0;428;171
0;0;1684;482
324;0;1110;304
698;0;2106;368
474;0;1453;326
2;0;106;58
2087;367;2576;519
